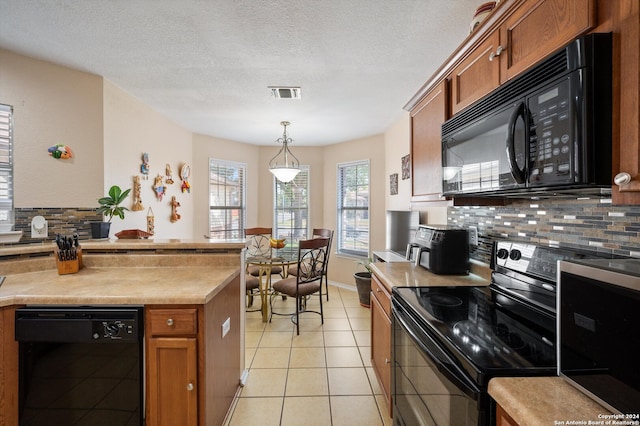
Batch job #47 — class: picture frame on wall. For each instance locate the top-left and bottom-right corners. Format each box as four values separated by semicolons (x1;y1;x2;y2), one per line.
401;154;410;180
390;173;398;195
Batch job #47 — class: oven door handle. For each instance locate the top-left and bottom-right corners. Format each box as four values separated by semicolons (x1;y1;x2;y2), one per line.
393;303;481;398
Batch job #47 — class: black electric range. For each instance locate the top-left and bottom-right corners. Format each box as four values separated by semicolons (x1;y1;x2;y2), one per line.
391;241;612;426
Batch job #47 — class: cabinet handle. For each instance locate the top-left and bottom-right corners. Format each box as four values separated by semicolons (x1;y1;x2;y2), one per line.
614;172;632;186
187;382;194;391
166;318;174;326
489;45;505;62
376;288;382;293
385;358;391;364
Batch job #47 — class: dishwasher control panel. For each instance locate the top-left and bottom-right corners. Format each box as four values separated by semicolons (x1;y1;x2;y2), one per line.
15;306;143;343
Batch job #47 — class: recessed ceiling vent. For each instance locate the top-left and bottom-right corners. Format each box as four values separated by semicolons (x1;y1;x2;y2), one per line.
269;86;301;99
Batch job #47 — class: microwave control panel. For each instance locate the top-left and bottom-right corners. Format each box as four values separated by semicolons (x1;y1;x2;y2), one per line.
527;77;574;186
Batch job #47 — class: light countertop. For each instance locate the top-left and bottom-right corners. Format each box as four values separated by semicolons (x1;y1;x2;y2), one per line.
370;260;490;291
0;265;240;307
489;377;614;425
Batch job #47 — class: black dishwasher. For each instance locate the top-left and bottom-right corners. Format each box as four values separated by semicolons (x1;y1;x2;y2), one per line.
15;306;144;426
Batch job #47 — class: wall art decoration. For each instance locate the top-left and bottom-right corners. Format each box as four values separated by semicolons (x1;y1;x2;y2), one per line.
180;163;191;193
131;176;144;211
147;207;155;235
48;144;73;159
165;163;174;184
170;196;181;222
152;174;166;201
390;173;398;195
401;154;411;180
140;152;150;179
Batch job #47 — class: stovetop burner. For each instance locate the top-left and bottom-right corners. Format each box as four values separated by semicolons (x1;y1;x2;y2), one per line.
393;285;556;382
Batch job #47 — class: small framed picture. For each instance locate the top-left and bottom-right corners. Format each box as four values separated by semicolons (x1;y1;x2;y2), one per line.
390;173;398;195
401;154;410;180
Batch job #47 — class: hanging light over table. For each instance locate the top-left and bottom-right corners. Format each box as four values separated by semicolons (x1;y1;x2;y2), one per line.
269;121;301;182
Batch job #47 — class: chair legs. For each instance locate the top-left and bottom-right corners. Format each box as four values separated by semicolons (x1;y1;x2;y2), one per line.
269;289;324;335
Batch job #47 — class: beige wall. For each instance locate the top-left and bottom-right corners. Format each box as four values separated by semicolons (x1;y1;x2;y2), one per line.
2;48;405;285
0;48;104;207
103;80;194;238
192;134;260;235
323;134;386;286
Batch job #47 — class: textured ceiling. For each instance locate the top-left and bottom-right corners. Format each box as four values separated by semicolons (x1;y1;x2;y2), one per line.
0;0;478;146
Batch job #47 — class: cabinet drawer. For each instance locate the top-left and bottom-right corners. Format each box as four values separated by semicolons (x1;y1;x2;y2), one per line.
371;275;391;318
148;309;198;336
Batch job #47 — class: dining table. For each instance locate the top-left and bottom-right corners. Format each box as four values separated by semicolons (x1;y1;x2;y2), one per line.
246;249;298;322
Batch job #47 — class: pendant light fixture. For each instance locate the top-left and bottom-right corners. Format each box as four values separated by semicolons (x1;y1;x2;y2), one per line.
269;121;300;182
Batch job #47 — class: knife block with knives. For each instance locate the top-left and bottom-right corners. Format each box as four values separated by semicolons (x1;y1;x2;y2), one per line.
54;234;83;275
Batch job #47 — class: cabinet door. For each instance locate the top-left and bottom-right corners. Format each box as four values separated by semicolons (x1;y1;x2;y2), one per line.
501;0;596;81
451;31;501;114
147;337;198;426
370;292;392;416
411;80;448;201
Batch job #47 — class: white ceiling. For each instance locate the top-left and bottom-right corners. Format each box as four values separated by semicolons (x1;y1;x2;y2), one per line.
0;0;478;146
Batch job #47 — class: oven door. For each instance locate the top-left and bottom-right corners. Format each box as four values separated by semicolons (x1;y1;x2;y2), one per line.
392;301;486;426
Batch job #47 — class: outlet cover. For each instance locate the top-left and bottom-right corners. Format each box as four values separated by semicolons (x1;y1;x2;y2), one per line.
469;226;478;246
222;317;231;338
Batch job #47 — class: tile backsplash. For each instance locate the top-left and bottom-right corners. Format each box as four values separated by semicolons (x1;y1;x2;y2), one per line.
448;198;640;264
4;207;102;245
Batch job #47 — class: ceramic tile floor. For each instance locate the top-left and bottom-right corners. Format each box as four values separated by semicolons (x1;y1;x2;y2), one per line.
224;285;392;426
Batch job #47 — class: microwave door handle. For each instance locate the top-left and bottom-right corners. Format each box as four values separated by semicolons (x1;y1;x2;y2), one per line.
506;101;526;184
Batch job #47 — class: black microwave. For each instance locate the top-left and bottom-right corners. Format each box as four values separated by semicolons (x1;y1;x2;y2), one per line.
558;258;640;415
441;33;612;198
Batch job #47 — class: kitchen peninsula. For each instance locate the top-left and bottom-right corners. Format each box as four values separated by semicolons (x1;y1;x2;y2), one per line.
0;239;245;426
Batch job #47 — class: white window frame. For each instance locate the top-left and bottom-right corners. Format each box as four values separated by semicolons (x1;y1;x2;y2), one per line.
336;160;370;257
0;104;13;228
273;165;310;249
208;159;246;239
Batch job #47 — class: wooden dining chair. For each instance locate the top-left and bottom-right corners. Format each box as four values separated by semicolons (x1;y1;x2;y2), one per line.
244;227;283;277
270;237;330;335
287;228;333;300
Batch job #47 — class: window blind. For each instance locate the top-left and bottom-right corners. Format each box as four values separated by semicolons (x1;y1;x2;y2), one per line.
274;165;309;248
0;104;13;222
337;160;370;256
208;159;246;239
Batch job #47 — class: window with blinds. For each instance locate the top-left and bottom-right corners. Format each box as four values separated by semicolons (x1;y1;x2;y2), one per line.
337;160;370;256
208;159;246;239
0;104;13;226
274;166;309;249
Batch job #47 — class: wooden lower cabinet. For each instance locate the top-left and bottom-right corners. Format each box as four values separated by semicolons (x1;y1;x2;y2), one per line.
0;306;19;426
147;337;199;426
146;272;241;426
370;273;392;416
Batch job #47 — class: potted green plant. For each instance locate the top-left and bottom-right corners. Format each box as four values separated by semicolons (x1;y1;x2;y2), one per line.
91;185;131;239
354;257;373;308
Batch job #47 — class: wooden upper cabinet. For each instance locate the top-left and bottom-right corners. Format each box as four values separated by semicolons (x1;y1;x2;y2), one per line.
451;31;501;114
451;0;596;115
411;80;447;201
501;0;596;80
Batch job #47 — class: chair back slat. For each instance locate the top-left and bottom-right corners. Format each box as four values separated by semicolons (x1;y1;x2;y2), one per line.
297;237;330;284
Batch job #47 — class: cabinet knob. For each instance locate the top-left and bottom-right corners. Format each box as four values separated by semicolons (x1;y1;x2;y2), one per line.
167;318;174;326
614;172;632;186
187;382;194;391
385;358;391;364
376;288;382;293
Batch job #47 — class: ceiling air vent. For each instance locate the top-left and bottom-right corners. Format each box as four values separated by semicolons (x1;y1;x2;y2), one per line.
269;86;301;99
